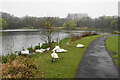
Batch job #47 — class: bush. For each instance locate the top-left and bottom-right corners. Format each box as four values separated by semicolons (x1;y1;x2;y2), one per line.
71;34;82;41
27;47;34;53
2;54;17;63
81;32;92;37
34;46;41;50
9;53;17;61
112;31;120;34
18;51;21;56
2;56;8;63
71;32;98;41
2;56;37;78
41;43;49;49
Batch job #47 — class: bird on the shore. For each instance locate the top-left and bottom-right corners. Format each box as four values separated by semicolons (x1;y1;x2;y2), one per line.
51;51;59;62
35;49;43;53
51;51;59;58
21;49;29;54
35;49;46;53
77;44;84;48
52;46;67;52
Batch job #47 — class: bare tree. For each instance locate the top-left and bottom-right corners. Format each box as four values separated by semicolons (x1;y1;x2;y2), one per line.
44;17;54;50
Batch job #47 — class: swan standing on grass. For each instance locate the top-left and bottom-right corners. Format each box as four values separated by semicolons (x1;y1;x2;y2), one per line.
21;49;29;54
52;46;67;52
77;44;84;48
51;51;59;62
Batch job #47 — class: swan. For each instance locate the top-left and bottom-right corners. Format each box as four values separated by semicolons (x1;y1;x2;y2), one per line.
51;51;59;58
40;49;46;52
77;44;84;47
46;47;50;51
52;46;67;52
21;50;29;54
35;49;43;53
56;48;67;52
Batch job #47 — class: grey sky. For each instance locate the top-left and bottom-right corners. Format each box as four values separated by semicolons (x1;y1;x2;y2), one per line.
1;0;119;18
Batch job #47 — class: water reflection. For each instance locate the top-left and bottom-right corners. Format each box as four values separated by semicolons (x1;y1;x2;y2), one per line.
1;31;71;55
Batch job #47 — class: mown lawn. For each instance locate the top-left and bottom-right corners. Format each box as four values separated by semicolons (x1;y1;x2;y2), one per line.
33;35;108;78
105;35;119;67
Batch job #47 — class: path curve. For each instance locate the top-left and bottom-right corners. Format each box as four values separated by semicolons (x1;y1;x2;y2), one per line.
76;35;118;78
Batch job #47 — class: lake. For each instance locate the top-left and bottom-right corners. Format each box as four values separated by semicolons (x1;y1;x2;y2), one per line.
0;29;86;55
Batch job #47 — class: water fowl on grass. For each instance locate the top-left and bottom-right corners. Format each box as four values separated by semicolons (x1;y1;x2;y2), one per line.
51;51;59;58
76;44;84;48
52;46;67;53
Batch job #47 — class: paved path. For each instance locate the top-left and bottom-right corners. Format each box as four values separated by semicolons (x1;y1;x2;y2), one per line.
76;35;118;78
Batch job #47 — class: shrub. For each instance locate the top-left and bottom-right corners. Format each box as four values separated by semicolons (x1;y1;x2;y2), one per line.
27;47;34;53
34;46;41;50
2;56;8;63
81;32;92;37
70;32;98;41
2;54;17;63
9;53;17;61
2;56;37;78
41;43;49;49
18;51;21;56
112;31;120;34
92;33;98;35
71;34;82;41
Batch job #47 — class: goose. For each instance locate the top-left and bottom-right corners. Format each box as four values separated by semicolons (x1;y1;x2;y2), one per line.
77;44;84;48
21;49;29;54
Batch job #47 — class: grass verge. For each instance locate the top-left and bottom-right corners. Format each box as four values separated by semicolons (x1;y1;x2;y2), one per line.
105;35;120;67
34;35;108;78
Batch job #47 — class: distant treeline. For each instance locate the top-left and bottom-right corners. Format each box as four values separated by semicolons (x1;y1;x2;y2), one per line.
0;12;118;32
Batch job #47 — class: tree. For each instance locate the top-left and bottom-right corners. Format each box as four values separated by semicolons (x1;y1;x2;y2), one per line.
62;20;76;30
0;18;8;29
110;20;117;31
44;17;54;50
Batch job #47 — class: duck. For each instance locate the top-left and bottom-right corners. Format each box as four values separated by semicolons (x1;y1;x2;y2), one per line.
21;49;29;54
77;44;84;48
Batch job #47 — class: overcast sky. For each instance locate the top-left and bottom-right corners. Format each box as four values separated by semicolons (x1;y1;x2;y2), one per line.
0;0;119;18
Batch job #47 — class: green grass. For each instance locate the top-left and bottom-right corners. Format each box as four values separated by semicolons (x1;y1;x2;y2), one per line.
105;35;119;67
33;35;108;78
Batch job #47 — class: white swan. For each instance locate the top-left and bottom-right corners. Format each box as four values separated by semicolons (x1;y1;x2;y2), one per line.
52;46;67;52
77;44;84;48
21;50;29;54
51;51;59;58
40;49;46;52
56;48;67;52
35;49;43;53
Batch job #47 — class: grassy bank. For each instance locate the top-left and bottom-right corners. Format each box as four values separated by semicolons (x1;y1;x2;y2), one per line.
105;35;119;67
34;35;108;78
